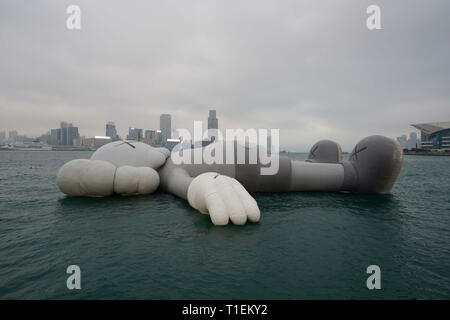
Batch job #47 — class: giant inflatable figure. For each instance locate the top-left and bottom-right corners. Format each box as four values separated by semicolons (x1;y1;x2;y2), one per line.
56;135;403;226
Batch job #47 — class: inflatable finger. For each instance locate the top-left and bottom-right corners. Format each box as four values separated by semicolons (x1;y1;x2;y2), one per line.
229;178;260;222
216;176;247;225
205;192;229;226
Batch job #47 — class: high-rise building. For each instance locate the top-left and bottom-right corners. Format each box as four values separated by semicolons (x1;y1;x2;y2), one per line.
50;129;58;145
8;130;18;143
207;109;218;141
408;132;418;149
160;114;171;143
106;121;119;141
0;131;5;144
156;130;163;145
127;127;143;141
50;122;79;145
66;126;79;145
144;130;156;145
396;135;408;149
60;121;71;129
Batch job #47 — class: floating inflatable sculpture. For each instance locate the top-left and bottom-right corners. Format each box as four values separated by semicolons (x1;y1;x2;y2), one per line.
56;135;403;225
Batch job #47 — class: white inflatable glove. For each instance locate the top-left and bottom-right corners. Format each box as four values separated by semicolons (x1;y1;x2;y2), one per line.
56;159;116;197
114;166;160;196
187;172;261;226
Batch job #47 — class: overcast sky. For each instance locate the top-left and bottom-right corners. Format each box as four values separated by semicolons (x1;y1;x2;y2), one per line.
1;0;449;151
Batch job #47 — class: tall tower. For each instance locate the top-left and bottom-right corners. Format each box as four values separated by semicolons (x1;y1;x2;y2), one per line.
207;109;218;141
106;121;118;141
160;114;171;144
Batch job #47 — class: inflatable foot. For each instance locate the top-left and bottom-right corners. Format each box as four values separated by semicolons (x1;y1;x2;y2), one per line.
341;135;403;194
306;140;342;163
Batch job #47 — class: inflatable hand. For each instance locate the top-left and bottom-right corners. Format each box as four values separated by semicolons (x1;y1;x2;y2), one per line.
91;141;168;168
57;159;160;197
187;172;261;226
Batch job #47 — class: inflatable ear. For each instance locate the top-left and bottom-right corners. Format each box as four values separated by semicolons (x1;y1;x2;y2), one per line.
114;166;160;196
306;140;342;163
90;141;167;169
56;159;116;197
341;135;403;194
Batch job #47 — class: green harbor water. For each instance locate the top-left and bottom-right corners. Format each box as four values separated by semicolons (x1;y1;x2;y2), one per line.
0;151;449;299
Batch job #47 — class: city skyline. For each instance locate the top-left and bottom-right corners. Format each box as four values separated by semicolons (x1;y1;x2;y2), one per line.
1;1;450;151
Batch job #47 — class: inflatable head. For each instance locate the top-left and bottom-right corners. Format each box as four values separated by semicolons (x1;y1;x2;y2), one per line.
90;140;169;169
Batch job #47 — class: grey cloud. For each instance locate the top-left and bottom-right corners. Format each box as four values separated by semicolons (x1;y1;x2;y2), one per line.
1;0;449;151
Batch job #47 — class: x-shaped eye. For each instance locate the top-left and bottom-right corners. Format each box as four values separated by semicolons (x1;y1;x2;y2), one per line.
116;140;136;149
350;145;367;160
310;145;318;158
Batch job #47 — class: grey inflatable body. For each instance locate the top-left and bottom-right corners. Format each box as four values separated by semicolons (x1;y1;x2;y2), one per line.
56;135;403;225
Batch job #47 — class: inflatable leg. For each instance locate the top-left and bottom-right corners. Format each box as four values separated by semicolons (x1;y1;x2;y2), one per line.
290;135;402;194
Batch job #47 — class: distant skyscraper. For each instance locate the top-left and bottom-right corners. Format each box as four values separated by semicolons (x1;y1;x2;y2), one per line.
160;114;171;143
0;131;5;144
396;135;408;149
156;130;163;145
8;130;18;143
127;127;143;141
145;130;156;145
207;109;218;141
408;132;418;149
66;126;79;145
106;121;119;141
50;129;58;145
50;122;79;145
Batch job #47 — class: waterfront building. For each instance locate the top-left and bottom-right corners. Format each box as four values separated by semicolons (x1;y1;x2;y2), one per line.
93;136;111;149
412;122;450;150
50;129;58;145
396;135;408;149
165;138;181;151
66;126;79;145
156;130;163;145
0;131;5;144
127;127;143;141
106;121;119;141
160;114;171;144
207;109;218;141
408;132;418;149
144;130;156;145
8;130;18;143
49;122;79;145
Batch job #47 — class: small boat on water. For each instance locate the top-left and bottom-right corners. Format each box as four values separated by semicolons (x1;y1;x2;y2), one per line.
0;142;52;151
